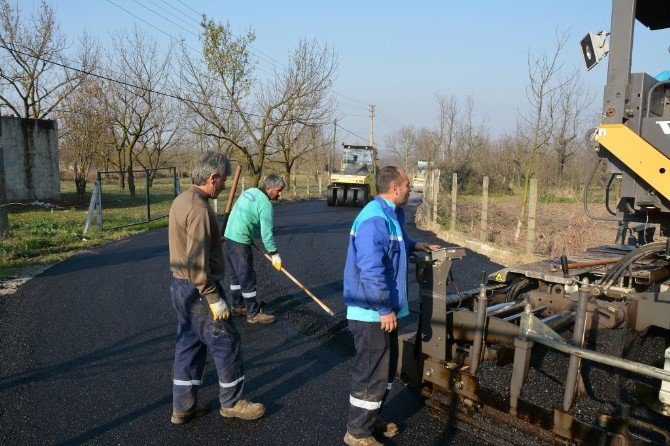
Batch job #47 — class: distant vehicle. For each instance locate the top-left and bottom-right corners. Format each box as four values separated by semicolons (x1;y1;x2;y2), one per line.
412;160;428;192
326;144;377;207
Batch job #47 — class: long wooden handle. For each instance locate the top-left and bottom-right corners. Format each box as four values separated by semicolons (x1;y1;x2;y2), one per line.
550;257;621;271
221;166;243;239
256;248;336;317
225;165;243;214
567;258;621;269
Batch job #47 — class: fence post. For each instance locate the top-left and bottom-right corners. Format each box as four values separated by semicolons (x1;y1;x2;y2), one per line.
450;173;458;231
293;175;297;195
318;175;322;195
428;169;435;220
96;172;103;229
82;180;100;236
241;176;245;192
480;176;489;242
526;178;538;255
145;171;151;222
307;177;310;195
173;167;181;196
432;169;440;224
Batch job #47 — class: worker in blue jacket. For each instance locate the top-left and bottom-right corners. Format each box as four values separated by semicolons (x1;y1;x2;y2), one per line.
342;166;439;446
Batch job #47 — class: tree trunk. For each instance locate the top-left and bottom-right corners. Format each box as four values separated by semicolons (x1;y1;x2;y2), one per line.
75;177;87;197
127;164;136;196
251;171;262;188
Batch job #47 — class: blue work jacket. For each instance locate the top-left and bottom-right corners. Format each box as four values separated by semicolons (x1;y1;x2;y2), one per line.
343;196;416;322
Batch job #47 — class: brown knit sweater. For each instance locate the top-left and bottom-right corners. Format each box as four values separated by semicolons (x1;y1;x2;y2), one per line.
168;186;225;304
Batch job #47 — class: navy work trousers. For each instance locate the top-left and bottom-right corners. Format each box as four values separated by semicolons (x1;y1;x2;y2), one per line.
346;319;399;438
170;278;244;413
224;240;260;318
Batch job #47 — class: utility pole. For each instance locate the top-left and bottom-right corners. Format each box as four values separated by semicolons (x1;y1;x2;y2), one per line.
331;119;337;174
0;119;8;238
369;104;375;147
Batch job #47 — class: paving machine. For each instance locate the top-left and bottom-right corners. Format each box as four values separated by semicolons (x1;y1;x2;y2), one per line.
326;144;377;207
400;1;670;444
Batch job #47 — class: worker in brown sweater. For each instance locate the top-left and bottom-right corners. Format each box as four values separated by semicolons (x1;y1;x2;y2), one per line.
168;151;265;425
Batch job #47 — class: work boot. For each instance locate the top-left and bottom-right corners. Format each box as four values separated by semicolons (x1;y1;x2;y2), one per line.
219;399;265;420
232;306;247;317
374;418;399;438
171;402;210;425
343;432;382;446
247;312;276;324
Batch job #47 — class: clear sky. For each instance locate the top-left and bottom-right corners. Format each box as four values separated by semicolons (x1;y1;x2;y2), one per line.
19;0;670;151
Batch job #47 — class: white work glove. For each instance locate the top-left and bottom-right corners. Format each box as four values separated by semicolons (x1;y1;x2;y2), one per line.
209;298;230;321
271;254;282;271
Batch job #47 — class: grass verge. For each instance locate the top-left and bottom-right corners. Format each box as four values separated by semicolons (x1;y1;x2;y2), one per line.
0;179;326;282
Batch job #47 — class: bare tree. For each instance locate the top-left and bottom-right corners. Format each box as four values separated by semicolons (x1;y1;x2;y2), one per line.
178;21;248;169
514;31;571;240
271;59;335;187
435;93;459;164
414;127;439;166
273;123;314;189
0;0;92;118
549;70;594;186
184;18;337;187
102;27;171;195
58;75;111;196
384;125;416;173
135;96;186;185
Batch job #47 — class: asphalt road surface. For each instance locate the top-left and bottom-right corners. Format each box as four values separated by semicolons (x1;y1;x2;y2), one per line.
0;194;502;446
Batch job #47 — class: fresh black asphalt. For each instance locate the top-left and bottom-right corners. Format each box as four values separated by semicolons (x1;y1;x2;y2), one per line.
0;195;502;445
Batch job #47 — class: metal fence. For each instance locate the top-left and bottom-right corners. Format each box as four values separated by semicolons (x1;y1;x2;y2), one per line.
83;167;179;234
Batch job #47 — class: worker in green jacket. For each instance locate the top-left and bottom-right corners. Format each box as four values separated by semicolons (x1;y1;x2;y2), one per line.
224;174;285;324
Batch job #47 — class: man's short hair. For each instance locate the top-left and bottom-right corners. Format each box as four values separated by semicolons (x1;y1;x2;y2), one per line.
191;151;232;185
263;174;286;190
376;166;403;194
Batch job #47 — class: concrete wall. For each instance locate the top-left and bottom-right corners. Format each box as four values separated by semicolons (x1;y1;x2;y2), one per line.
1;117;60;201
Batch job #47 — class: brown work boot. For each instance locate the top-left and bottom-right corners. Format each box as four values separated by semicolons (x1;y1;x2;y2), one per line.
219;399;266;420
343;432;382;446
232;306;247;317
247;312;276;324
171;402;210;425
374;418;399;438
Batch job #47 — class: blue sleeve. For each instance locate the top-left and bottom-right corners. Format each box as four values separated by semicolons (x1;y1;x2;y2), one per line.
355;218;392;315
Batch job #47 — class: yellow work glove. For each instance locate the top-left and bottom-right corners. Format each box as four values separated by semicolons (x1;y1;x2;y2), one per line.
271;254;282;271
209;298;230;321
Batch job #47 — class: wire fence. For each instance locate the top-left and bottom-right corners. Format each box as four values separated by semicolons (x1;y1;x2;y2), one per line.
418;170;626;258
83;167;179;233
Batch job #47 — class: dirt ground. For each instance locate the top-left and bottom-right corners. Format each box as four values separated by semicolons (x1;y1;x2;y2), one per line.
434;195;631;257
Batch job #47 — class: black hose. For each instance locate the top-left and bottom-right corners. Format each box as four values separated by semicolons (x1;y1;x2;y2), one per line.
598;241;667;286
584;159;621;222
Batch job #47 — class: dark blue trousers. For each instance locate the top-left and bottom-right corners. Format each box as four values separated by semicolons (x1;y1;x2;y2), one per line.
224;240;261;318
346;320;399;438
170;278;244;413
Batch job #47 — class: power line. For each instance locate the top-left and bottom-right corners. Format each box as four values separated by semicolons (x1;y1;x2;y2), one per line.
158;0;201;27
176;0;200;17
0;43;248;120
0;43;337;130
129;0;200;39
335;91;370;107
376;107;404;128
335;123;368;144
105;0;280;79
